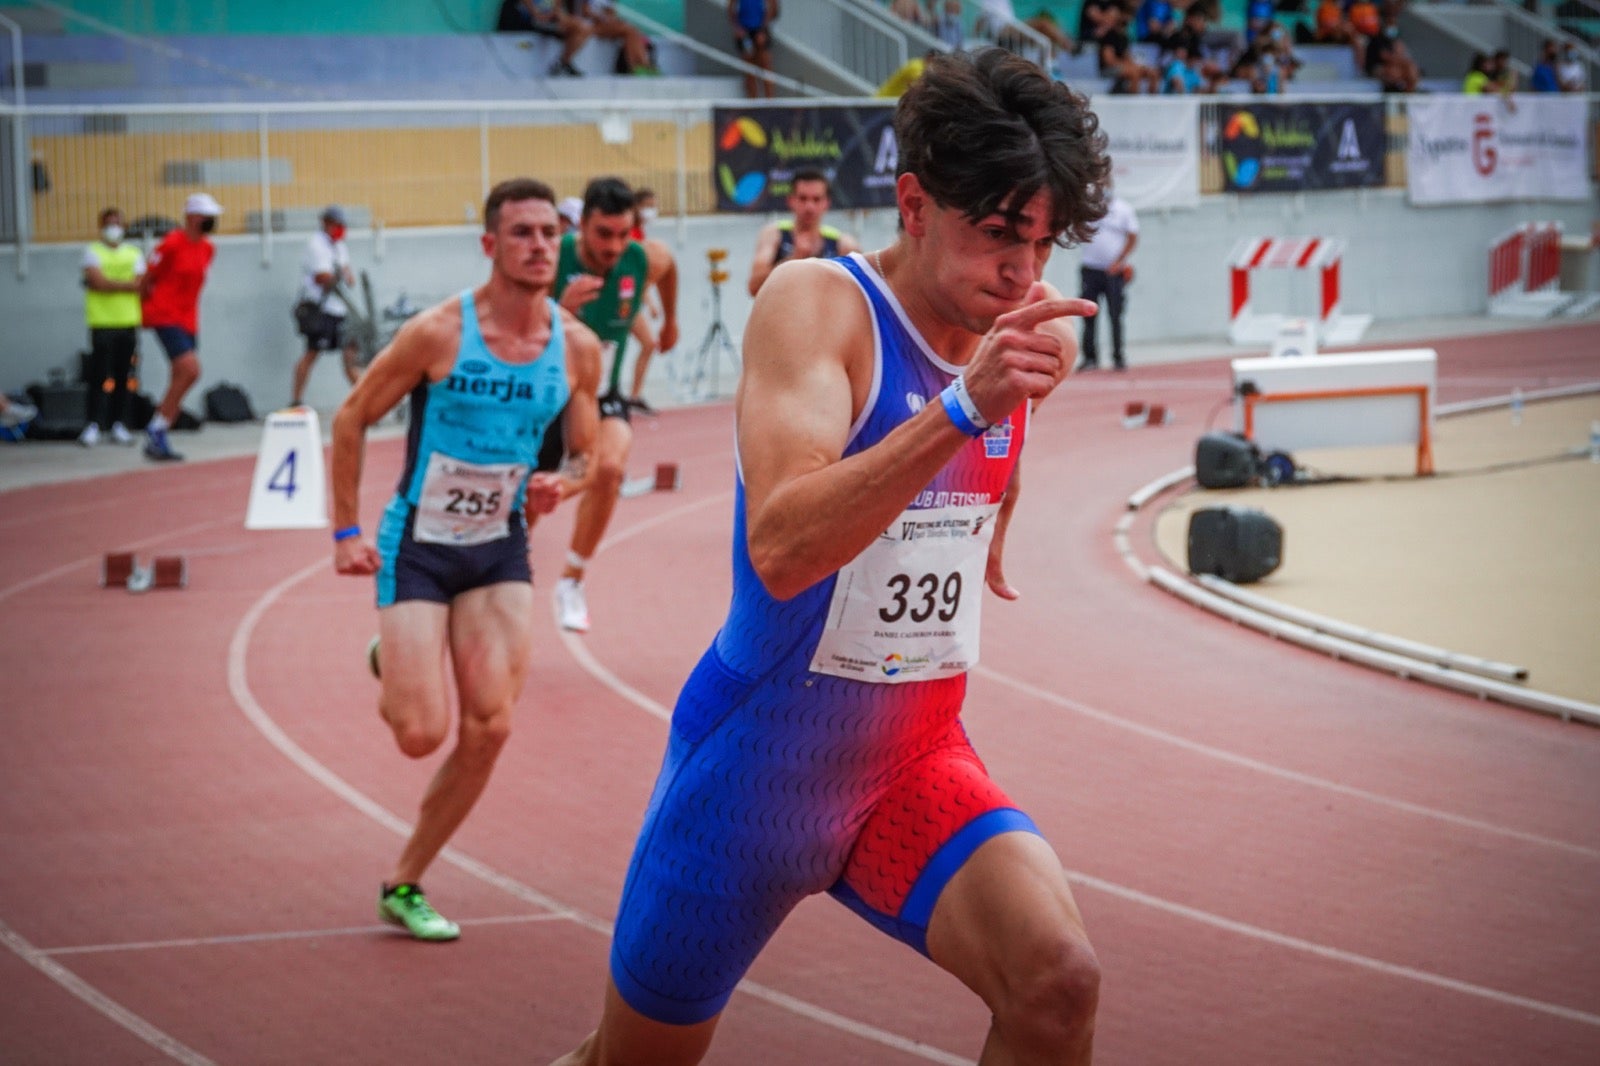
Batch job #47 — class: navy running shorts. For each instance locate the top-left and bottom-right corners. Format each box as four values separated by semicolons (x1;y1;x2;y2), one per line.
374;498;531;608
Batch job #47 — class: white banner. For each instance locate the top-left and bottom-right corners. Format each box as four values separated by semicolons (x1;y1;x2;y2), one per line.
1407;95;1590;205
1092;97;1201;210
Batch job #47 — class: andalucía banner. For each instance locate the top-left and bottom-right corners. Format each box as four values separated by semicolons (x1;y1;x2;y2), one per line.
712;105;898;212
1216;102;1385;193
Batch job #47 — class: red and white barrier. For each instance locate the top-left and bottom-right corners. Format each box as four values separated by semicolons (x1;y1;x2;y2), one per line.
1227;236;1371;347
1487;222;1580;318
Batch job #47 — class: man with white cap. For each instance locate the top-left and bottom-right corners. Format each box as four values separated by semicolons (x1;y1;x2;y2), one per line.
291;205;362;407
557;197;583;234
140;191;222;461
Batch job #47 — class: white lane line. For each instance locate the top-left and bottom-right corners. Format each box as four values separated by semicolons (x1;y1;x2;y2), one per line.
230;551;971;1066
565;496;1600;1031
40;912;569;957
0;516;246;1065
1067;871;1600;1029
975;665;1599;860
0;916;216;1066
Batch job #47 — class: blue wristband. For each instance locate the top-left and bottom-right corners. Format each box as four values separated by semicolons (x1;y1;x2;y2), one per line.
939;383;986;437
332;525;361;542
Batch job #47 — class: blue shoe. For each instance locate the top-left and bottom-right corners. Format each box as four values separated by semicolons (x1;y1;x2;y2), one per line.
143;425;184;462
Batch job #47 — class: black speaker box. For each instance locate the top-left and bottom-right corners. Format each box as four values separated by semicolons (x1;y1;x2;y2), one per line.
1187;506;1283;584
25;381;88;439
1195;431;1259;489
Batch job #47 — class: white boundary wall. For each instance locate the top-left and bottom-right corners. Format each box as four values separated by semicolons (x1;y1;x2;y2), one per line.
2;188;1595;416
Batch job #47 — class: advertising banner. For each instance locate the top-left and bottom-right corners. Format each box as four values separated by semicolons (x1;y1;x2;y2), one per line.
1406;95;1589;205
712;105;898;212
1092;97;1201;209
1216;102;1386;193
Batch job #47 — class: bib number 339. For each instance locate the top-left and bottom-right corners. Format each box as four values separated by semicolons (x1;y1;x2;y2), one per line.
413;454;527;546
810;502;999;684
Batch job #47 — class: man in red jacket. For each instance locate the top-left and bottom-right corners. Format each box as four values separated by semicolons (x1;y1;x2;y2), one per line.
140;192;221;461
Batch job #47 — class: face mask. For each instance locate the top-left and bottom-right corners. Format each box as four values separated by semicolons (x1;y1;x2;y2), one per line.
101;224;124;244
639;207;658;225
329;224;347;241
198;216;216;234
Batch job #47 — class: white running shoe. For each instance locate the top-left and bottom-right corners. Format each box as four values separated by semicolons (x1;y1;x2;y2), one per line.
554;577;590;633
78;423;101;447
110;421;134;445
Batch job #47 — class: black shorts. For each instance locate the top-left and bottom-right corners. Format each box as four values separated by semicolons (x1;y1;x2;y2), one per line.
534;389;631;472
375;500;531;608
299;307;347;352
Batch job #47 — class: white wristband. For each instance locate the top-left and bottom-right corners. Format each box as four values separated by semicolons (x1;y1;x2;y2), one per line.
951;375;992;431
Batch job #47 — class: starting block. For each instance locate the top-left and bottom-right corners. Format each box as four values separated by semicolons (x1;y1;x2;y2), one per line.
620;462;681;499
103;552;187;592
101;551;136;587
1121;402;1170;429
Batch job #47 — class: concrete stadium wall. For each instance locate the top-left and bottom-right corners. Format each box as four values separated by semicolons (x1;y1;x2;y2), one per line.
1;187;1594;416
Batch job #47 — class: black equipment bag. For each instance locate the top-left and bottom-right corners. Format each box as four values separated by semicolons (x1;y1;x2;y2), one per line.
204;382;256;423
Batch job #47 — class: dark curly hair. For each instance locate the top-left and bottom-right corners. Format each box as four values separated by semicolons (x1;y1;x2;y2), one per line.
895;48;1110;247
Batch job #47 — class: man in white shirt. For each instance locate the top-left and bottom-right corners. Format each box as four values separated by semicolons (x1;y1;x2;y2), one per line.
292;205;361;407
1076;185;1138;370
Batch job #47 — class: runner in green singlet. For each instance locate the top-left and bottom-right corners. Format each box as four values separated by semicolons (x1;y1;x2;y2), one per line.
547;176;679;633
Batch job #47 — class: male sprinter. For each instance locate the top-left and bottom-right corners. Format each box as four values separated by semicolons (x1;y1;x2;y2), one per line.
746;167;860;297
554;49;1109;1063
330;177;601;940
546;176;679;633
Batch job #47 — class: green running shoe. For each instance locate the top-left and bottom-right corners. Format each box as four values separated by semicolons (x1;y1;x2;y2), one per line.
379;883;460;941
366;635;381;679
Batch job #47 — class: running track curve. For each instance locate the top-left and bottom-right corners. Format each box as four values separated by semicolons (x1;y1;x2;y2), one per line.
2;322;1597;1064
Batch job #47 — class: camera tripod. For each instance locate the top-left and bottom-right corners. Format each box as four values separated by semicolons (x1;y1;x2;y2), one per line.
673;248;738;402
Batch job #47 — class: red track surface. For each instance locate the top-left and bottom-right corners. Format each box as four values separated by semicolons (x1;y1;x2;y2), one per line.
3;323;1599;1065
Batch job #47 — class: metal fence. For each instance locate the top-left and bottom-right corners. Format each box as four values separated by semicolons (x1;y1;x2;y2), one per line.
1;93;1596;271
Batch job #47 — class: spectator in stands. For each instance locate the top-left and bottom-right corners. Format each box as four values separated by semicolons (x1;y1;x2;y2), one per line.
1244;0;1278;45
1167;5;1229;88
1364;13;1419;93
976;0;1076;57
497;0;594;77
1311;0;1358;54
580;1;657;74
933;0;965;50
1098;5;1159;93
730;0;780;99
1162;42;1208;93
1531;39;1562;93
140;191;222;462
1462;52;1493;93
1347;0;1380;41
1134;0;1180;51
291;206;361;409
1489;48;1518;93
1078;0;1121;57
889;0;933;30
79;207;145;448
1464;49;1514;102
1556;41;1587;92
